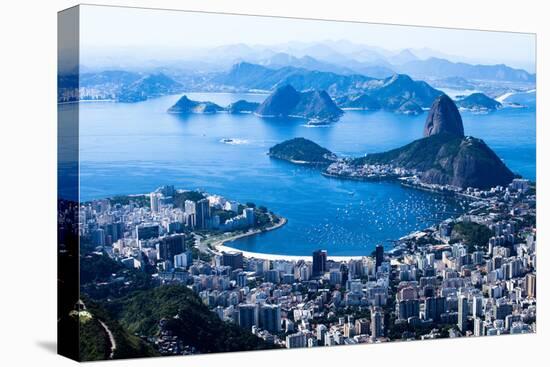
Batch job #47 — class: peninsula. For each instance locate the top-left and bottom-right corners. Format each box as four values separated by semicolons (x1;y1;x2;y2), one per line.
327;94;515;190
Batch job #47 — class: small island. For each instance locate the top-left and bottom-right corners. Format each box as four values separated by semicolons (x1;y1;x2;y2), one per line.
268;137;338;165
167;95;225;114
226;100;260;114
255;85;343;124
455;92;502;112
167;86;343;125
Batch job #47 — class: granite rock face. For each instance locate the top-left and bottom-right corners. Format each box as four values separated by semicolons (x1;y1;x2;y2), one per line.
423;94;465;137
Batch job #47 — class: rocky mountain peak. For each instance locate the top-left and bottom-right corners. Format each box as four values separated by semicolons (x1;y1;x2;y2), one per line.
423;94;465;138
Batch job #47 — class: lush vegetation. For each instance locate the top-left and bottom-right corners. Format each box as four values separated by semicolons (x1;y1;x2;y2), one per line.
353;133;461;170
107;285;278;353
80;254;275;358
353;133;514;189
450;221;493;252
269;137;336;164
80;253;155;300
211;208;239;223
79;315;109;361
80;298;158;361
254;209;273;228
108;194;150;207
174;190;205;208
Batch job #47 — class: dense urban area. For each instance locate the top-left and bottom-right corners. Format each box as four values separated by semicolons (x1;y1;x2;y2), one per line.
70;176;536;358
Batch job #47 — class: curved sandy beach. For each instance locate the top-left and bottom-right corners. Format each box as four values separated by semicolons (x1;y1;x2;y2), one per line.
212;217;365;261
216;242;365;261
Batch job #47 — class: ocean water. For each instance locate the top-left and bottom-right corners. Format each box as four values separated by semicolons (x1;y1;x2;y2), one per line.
62;92;535;256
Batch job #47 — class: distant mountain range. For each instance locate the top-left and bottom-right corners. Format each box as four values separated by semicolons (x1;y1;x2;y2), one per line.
117;73;184;102
213;63;444;114
198;42;535;82
80;41;535;91
396;57;535;83
81;62;446;117
336;73;442;114
79;71;184;102
212;62;375;96
74;56;534;112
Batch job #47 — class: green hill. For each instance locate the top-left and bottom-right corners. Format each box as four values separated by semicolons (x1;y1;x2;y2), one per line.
353;133;514;189
109;285;277;354
79;253;277;359
269;137;337;165
78;298;157;361
456;93;502;111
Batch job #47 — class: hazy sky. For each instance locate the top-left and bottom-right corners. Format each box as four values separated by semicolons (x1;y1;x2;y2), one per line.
79;4;536;71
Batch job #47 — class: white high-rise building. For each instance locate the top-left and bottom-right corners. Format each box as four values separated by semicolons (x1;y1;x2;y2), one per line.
174;251;193;269
150;192;162;213
224;200;239;213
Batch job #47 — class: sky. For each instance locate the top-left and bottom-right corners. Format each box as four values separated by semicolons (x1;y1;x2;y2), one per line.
79;4;536;72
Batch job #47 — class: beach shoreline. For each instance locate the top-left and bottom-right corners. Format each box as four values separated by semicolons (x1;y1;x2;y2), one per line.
216;242;367;261
212;216;367;261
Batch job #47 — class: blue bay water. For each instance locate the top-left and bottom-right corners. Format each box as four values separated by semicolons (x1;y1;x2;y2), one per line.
69;92;536;256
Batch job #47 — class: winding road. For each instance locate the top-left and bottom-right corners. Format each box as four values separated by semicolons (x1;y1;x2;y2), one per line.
98;319;117;359
80;300;117;359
